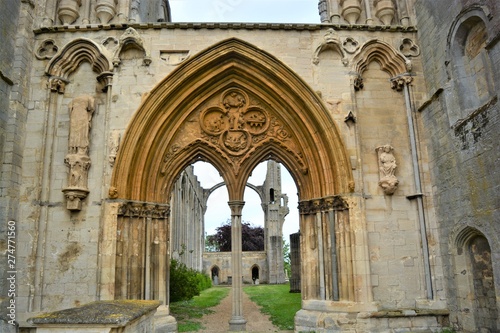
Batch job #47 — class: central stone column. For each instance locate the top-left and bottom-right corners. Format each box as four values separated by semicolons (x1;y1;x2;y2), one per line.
228;200;247;331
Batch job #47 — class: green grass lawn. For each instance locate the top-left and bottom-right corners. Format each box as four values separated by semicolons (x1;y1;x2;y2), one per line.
169;286;230;332
243;283;301;330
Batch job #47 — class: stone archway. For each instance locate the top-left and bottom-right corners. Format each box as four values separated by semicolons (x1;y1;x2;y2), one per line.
109;37;353;331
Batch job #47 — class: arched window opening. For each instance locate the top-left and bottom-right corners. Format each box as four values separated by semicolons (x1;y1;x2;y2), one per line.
468;236;498;331
448;12;495;125
252;265;260;284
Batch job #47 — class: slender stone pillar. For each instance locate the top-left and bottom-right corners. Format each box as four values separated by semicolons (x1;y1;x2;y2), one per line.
228;200;246;331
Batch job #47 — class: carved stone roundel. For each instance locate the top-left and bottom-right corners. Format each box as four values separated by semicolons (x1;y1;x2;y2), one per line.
199;88;270;156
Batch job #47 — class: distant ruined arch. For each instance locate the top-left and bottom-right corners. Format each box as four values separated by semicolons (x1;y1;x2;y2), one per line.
110;37;353;330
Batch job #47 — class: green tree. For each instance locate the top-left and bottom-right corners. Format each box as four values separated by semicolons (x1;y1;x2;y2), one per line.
283;240;291;278
205;220;264;252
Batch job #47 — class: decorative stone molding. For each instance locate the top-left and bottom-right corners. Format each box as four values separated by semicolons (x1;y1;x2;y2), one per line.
112;28;151;67
376;144;399;195
353;74;364;91
35;39;59;60
390;74;413;91
340;0;362;24
298;196;348;214
62;95;95;210
313;28;348;66
96;0;118;24
117;201;170;218
57;0;82;25
399;38;420;57
111;38;353;202
342;37;360;54
45;38;114;84
374;0;396;25
352;39;412;88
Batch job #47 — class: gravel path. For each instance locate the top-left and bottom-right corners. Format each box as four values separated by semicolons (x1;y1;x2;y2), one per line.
185;286;290;333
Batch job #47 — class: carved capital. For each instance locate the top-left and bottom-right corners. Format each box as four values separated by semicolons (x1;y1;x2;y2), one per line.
390;74;413;91
62;188;90;211
299;196;348;214
117;201;171;218
353;74;364;91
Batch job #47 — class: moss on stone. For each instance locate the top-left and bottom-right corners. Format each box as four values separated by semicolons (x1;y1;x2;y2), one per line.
28;300;161;326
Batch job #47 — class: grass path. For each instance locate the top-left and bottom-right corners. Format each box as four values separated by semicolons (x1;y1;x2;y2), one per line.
243;284;301;331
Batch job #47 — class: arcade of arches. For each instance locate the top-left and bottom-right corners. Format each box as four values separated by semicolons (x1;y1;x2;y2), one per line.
2;1;499;332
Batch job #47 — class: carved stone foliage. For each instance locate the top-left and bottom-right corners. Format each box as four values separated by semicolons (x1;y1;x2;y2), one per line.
117;201;170;218
340;0;362;24
376;144;399;195
62;95;95;211
390;74;413;91
161;87;306;176
298;196;348;214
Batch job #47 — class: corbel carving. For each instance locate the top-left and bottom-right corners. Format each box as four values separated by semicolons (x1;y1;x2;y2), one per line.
376;144;399;195
36;40;59;60
313;28;348;66
47;76;69;94
62;95;95;210
390;74;413;91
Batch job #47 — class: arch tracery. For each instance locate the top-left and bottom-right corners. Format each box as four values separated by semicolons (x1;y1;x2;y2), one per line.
111;37;353;203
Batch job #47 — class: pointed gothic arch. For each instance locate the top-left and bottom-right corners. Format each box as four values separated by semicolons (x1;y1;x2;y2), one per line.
109;37;354;329
352;39;411;78
111;37;353;203
45;37;113;80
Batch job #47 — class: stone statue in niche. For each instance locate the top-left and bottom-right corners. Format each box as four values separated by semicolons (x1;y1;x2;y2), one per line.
376;144;399;195
68;95;95;154
62;95;95;211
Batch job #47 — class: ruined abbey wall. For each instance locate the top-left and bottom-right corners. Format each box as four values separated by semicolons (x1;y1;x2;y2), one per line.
0;0;498;332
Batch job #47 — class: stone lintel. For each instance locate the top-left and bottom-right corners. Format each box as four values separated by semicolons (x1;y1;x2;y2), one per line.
28;300;161;327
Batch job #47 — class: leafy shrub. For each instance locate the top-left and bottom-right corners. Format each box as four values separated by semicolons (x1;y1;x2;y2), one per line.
169;259;211;302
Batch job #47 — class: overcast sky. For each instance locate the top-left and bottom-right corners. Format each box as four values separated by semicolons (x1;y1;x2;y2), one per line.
169;0;320;23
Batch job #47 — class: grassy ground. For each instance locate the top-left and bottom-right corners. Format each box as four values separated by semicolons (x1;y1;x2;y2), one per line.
243;284;301;331
169;286;230;332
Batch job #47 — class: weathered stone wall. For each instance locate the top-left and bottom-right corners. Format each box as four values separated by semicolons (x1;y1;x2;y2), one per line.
12;22;440;325
415;0;500;331
203;252;268;284
0;0;35;330
170;166;205;272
